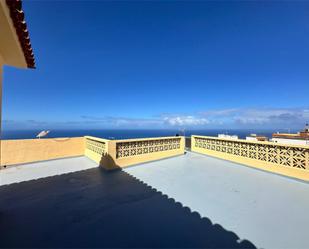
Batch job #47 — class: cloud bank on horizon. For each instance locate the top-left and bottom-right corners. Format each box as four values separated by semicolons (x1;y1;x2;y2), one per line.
4;107;309;130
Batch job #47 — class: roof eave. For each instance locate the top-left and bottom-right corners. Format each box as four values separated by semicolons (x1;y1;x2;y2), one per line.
4;0;35;69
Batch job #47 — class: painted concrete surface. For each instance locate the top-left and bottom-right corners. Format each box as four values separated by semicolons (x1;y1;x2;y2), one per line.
1;153;308;248
0;164;255;248
124;152;309;249
0;156;98;186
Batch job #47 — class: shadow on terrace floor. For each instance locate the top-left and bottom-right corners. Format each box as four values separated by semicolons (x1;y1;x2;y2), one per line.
0;166;256;248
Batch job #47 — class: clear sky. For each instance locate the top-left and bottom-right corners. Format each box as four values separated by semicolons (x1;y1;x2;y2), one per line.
3;1;309;130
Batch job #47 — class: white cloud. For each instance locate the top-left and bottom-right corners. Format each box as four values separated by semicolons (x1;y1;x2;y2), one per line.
163;115;209;126
80;115;162;128
4;107;308;130
200;107;309;128
81;114;210;128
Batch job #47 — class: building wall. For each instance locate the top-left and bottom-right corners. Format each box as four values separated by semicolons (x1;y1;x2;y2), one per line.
246;137;258;141
1;137;85;166
218;134;238;139
271;138;309;146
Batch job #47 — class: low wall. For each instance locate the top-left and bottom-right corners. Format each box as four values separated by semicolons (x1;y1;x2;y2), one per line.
84;136;109;165
1;137;85;166
85;136;185;170
191;135;309;181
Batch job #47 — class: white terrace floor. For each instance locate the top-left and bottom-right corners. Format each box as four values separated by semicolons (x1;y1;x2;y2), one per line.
1;152;309;248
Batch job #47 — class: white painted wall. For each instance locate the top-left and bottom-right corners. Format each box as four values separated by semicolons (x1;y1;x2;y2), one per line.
271;138;309;146
246;136;258;141
218;134;238;139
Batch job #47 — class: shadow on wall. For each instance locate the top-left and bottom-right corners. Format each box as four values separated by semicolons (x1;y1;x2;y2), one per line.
185;136;191;150
99;153;119;170
0;161;256;248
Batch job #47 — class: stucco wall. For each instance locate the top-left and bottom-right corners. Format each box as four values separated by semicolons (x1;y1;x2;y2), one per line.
85;136;185;170
1;137;85;166
192;135;309;181
112;137;185;169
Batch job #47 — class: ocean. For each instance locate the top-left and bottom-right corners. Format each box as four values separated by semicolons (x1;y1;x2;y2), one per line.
1;129;282;140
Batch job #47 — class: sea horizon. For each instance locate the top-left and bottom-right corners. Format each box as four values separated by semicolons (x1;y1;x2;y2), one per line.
1;128;296;140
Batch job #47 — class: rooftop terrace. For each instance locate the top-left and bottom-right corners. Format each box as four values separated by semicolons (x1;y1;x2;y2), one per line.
1;151;309;248
1;2;309;248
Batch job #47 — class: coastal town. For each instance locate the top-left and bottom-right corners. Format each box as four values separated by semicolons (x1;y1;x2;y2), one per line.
218;123;309;145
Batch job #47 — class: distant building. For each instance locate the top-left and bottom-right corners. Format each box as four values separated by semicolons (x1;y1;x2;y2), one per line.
246;134;268;142
271;124;309;146
218;134;238;140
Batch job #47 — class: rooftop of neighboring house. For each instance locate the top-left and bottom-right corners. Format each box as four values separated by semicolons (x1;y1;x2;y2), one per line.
272;124;309;139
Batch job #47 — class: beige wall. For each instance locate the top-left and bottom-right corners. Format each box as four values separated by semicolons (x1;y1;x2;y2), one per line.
1;136;185;168
0;1;27;68
0;65;3;169
85;136;185;170
192;135;309;181
84;136;109;165
2;137;85;166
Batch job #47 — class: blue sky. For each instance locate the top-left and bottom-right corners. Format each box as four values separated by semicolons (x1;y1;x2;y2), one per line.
3;1;309;130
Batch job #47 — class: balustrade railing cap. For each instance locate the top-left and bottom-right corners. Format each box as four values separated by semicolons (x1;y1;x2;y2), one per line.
192;135;309;149
84;136;110;143
85;135;184;143
114;136;184;143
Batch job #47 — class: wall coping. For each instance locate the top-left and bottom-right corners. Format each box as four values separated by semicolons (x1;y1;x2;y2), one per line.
192;135;309;149
85;135;183;143
3;137;83;142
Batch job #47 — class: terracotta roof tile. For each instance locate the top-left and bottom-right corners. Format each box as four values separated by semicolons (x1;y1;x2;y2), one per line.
6;0;35;68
